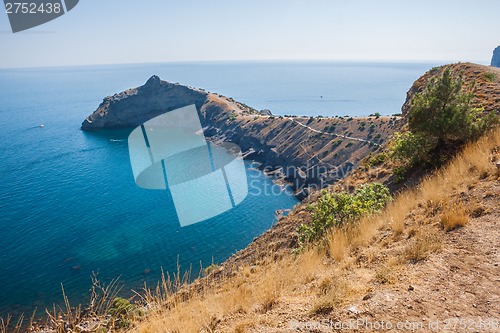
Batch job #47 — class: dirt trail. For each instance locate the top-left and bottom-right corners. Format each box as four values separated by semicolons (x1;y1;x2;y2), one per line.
290;118;381;146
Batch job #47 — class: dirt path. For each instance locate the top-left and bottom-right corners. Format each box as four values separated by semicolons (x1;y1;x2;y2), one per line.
289;118;381;146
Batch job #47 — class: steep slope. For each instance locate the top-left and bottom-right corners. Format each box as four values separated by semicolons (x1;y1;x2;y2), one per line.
132;127;499;333
126;64;500;332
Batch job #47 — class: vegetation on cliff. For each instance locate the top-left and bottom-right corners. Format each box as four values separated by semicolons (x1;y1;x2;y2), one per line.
298;183;391;245
391;67;498;180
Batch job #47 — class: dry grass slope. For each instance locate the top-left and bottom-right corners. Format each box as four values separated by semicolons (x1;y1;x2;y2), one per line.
132;128;499;332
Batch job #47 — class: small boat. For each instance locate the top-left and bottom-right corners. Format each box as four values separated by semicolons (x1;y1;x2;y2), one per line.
39;124;45;128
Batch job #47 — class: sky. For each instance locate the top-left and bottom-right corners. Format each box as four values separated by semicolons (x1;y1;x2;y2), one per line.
1;0;500;68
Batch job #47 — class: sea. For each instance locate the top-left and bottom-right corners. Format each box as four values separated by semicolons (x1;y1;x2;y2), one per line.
0;61;437;316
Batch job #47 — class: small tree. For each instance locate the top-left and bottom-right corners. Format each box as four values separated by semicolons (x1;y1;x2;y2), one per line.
393;68;498;174
408;68;483;145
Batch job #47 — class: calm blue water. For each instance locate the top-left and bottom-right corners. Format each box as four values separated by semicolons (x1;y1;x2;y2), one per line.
0;61;435;316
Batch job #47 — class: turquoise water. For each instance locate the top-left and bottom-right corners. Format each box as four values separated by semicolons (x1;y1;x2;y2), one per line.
0;61;435;315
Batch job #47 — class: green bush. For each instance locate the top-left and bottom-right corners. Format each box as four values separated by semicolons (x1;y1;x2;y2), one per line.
298;183;391;245
484;72;497;82
109;297;137;329
390;132;433;165
331;140;341;148
392;68;498;178
365;152;387;167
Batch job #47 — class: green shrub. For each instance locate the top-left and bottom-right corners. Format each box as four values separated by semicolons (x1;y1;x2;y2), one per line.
392;68;498;178
484;72;497;82
390;132;432;164
365;152;387;167
298;183;391;245
429;66;441;74
228;113;237;121
109;297;137;329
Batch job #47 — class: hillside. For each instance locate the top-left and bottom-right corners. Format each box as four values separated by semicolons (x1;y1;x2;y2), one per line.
134;130;499;333
123;63;499;332
402;63;500;120
129;63;499;332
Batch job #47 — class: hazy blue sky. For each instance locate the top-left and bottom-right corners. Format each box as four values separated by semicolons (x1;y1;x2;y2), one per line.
1;0;499;68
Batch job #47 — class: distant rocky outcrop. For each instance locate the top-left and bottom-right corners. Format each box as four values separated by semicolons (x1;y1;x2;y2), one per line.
82;76;396;198
492;46;500;67
81;75;208;130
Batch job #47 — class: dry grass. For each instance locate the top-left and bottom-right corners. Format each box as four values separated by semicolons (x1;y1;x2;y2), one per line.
440;203;469;231
404;229;442;263
0;314;27;333
132;128;499;332
232;320;254;333
134;249;335;333
374;265;396;284
310;299;334;315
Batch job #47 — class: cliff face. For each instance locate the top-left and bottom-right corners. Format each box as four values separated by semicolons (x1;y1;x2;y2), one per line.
82;76;397;197
81;76;208;130
492;46;500;67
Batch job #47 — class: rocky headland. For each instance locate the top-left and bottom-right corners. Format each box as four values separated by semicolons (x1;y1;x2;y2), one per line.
492;45;500;67
82;76;398;198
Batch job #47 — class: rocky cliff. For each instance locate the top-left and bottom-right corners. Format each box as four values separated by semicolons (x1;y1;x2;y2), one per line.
82;77;397;198
81;75;208;130
492;46;500;67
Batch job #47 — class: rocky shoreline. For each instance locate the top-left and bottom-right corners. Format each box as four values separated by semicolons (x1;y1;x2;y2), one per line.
82;76;398;199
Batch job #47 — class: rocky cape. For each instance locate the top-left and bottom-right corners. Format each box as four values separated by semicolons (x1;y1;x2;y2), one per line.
82;76;397;199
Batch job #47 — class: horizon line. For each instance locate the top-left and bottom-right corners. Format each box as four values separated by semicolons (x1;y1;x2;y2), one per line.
0;58;491;71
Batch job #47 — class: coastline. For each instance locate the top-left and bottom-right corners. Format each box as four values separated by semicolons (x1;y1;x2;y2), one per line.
81;77;399;199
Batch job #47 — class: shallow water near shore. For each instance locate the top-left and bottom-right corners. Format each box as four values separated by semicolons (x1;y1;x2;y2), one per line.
0;61;435;315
